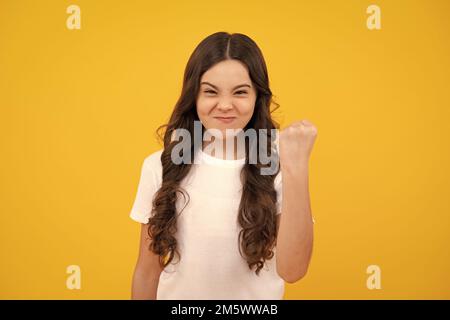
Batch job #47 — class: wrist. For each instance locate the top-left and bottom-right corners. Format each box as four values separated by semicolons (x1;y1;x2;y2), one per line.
280;158;309;175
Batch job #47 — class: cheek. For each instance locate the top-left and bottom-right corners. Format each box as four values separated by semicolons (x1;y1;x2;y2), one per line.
196;97;215;116
235;99;255;118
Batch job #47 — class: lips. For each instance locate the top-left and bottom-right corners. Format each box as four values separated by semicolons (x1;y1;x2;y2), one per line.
214;116;236;124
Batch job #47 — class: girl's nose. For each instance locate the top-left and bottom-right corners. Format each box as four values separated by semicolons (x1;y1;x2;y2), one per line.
217;100;233;111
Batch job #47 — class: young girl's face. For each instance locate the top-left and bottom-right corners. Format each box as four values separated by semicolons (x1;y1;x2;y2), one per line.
196;59;257;138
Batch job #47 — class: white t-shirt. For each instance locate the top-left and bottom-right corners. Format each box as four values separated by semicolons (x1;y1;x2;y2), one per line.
129;147;285;299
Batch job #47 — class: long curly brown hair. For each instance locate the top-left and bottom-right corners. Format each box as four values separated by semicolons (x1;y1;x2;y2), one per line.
148;31;281;276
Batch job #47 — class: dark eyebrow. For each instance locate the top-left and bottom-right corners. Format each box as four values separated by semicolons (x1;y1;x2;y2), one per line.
200;81;251;91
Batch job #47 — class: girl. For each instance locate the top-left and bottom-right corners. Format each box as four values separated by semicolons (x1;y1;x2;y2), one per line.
129;31;317;300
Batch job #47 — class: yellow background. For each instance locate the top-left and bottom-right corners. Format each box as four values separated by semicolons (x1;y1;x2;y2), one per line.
1;0;449;299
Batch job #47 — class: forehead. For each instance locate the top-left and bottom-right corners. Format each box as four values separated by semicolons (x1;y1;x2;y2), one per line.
200;59;251;86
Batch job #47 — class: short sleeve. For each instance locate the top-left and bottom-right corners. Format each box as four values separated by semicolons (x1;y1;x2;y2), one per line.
129;151;162;224
274;171;283;215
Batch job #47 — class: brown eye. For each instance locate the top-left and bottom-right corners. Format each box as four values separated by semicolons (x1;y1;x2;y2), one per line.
204;90;216;94
235;90;248;95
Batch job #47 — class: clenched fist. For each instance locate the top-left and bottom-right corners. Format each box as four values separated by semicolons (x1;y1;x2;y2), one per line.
278;119;318;169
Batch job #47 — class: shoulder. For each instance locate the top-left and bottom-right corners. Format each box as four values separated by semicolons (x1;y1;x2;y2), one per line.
141;148;163;179
143;148;163;168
